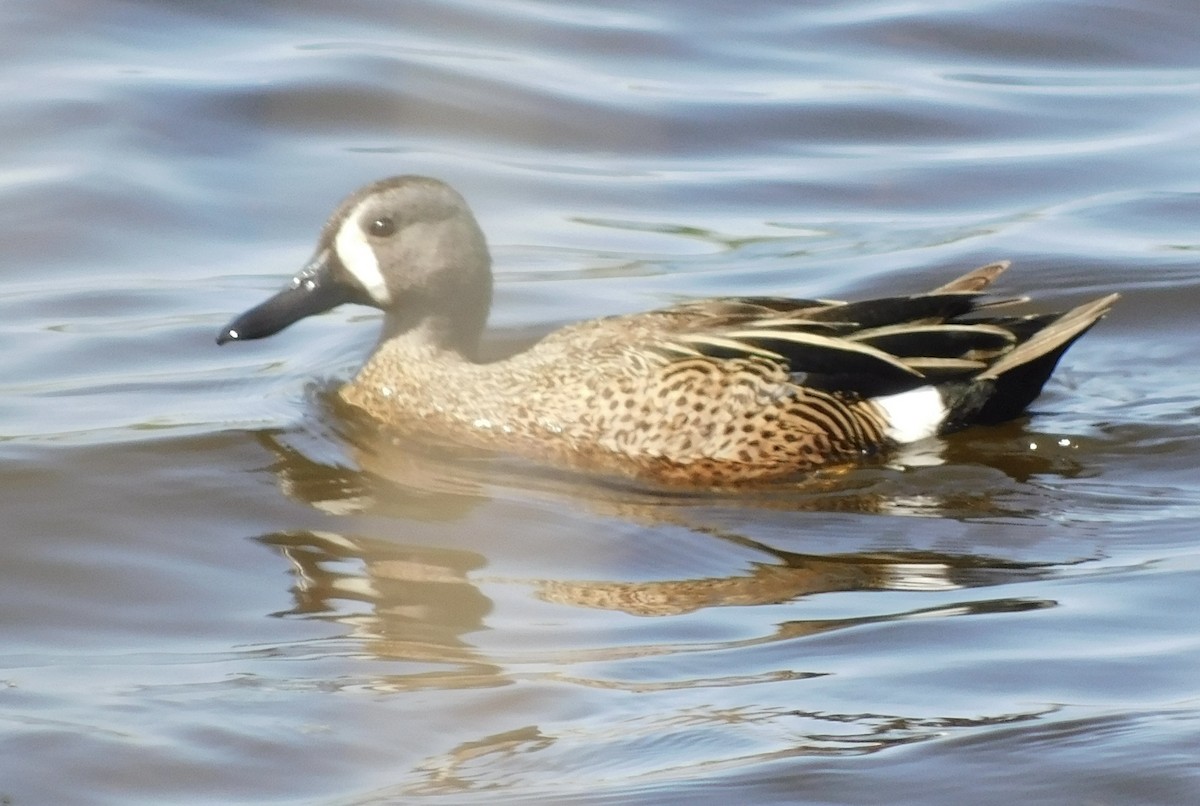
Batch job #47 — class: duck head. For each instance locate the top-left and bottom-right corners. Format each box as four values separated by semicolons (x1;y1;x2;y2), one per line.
217;175;492;356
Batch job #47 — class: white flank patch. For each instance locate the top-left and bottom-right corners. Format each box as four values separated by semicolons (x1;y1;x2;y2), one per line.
871;385;946;444
335;203;391;304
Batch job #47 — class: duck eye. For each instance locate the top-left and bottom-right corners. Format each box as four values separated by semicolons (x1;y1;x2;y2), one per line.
367;216;396;237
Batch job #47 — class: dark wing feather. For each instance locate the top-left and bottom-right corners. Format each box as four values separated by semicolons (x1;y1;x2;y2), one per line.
803;292;981;328
849;323;1015;358
631;261;1114;401
653;288;998;396
668;329;925;384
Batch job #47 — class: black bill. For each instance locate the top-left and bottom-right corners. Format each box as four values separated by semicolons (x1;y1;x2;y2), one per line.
216;250;363;345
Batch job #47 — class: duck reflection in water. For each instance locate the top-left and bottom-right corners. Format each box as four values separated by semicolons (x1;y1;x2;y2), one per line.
252;427;1078;689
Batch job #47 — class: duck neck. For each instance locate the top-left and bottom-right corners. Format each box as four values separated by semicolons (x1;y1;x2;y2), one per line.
379;289;491;362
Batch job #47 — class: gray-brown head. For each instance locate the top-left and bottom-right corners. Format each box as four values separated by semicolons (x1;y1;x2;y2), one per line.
217;176;492;356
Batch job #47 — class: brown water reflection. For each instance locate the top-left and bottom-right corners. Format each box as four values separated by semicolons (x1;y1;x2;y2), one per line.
258;524;1058;651
259;530;506;690
256;504;1067;800
251;425;1079;695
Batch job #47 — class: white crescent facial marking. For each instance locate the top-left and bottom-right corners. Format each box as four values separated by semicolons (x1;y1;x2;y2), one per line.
335;201;391;305
871;385;947;444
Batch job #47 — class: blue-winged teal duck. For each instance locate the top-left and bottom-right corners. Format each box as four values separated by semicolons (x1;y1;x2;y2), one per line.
218;176;1118;485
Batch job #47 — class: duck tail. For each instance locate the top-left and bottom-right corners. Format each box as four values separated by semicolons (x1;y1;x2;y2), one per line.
942;292;1120;428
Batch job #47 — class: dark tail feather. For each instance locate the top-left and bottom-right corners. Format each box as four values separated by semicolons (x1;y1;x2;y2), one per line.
945;293;1119;427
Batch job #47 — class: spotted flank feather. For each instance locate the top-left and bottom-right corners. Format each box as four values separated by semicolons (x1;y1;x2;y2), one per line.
218;176;1119;485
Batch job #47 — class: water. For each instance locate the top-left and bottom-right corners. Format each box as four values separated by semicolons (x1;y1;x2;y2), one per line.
3;1;1200;803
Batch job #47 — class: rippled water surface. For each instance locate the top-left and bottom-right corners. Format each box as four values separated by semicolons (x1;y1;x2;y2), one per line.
4;1;1200;803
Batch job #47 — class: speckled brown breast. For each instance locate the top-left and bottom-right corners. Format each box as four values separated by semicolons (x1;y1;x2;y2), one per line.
339;311;892;486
